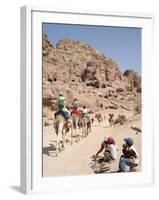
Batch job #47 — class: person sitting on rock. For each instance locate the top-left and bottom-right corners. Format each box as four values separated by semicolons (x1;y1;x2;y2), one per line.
55;92;70;121
118;138;139;172
93;136;117;162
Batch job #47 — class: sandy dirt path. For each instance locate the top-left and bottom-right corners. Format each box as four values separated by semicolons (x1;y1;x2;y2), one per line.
43;114;141;177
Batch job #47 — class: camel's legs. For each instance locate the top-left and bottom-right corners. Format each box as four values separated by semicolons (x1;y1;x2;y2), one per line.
56;121;64;154
82;121;87;137
70;126;73;144
74;120;79;142
72;117;80;143
75;126;78;142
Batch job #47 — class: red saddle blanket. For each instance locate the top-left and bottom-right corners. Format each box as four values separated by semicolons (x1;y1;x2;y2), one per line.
71;109;81;117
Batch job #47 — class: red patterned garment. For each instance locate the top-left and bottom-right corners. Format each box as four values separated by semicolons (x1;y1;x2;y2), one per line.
71;109;81;117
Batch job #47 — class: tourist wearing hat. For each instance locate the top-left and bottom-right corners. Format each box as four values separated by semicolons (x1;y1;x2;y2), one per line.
72;98;79;109
55;92;70;120
118;137;139;172
93;136;117;162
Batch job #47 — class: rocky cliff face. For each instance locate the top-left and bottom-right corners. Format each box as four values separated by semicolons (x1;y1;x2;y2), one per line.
123;69;141;92
42;33;141;116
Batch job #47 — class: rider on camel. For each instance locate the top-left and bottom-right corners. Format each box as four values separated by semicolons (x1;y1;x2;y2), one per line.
82;105;88;116
71;98;81;117
55;92;70;121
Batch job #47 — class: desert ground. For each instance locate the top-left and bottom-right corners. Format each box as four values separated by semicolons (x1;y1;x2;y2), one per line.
43;110;141;177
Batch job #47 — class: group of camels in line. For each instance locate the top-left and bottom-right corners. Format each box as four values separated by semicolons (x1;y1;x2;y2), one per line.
53;108;129;156
54;111;91;155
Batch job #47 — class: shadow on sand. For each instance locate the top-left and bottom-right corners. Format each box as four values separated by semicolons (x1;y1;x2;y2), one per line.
42;143;57;157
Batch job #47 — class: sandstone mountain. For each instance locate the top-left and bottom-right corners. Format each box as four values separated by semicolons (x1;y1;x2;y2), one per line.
42;33;141;118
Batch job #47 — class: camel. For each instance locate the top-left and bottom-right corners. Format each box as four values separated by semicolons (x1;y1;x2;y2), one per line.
54;114;72;155
78;117;83;135
95;113;102;126
80;114;89;137
86;115;92;134
71;113;81;143
108;113;114;127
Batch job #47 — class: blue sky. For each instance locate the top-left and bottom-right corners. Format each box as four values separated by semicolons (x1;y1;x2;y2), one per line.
43;23;141;75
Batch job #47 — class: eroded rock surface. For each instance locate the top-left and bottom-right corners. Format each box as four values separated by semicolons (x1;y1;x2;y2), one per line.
42;34;141;117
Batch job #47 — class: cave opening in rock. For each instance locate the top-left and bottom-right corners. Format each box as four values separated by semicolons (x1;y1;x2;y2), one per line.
48;78;53;83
